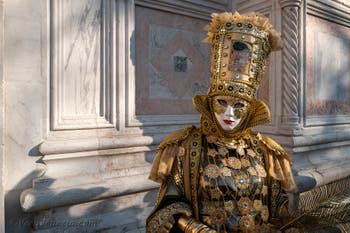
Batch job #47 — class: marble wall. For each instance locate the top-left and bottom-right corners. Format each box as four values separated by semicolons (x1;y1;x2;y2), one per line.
2;0;232;232
3;0;350;232
306;15;350;116
0;0;4;232
135;6;210;115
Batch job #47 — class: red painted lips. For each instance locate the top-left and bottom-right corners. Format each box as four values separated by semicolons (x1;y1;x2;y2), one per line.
223;120;235;125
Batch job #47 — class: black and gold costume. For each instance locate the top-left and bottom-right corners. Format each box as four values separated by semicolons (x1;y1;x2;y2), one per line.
146;12;297;233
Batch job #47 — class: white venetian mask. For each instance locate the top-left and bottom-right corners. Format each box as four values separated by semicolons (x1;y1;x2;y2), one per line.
212;96;248;131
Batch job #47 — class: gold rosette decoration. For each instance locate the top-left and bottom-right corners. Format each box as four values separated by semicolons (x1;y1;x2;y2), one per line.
221;167;232;177
210;208;228;226
235;172;250;190
238;197;253;215
227;157;242;169
224;200;235;213
239;215;255;233
204;164;220;179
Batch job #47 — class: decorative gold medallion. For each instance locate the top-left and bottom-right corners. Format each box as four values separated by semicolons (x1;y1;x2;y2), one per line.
210;208;227;225
204;164;220;179
253;199;262;211
238;197;253;215
261;205;269;222
240;158;251;168
239;215;255;232
227;157;242;169
255;164;267;177
221;167;232;177
224;200;235;213
235;172;250;190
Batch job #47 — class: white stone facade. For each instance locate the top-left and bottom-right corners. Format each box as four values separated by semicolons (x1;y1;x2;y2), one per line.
1;0;350;232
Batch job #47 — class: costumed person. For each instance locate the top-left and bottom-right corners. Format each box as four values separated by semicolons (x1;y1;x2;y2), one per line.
146;11;297;233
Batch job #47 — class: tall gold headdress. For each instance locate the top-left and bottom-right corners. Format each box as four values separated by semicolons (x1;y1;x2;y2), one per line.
203;11;281;101
193;12;282;137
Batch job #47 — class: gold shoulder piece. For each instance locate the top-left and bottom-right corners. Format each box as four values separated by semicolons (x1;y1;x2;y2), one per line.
260;135;290;160
258;134;297;192
149;126;197;183
158;125;196;150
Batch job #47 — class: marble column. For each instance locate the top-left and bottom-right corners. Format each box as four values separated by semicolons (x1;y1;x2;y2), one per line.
280;0;302;131
0;0;4;232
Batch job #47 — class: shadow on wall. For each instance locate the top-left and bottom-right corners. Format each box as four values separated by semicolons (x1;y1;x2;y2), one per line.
6;141;158;233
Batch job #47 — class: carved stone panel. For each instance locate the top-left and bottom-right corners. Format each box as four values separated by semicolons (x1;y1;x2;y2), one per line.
306;15;350;116
51;0;113;130
135;6;210;115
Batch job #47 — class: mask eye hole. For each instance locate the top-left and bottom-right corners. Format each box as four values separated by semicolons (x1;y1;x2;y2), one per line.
217;99;228;107
233;102;245;108
233;41;248;51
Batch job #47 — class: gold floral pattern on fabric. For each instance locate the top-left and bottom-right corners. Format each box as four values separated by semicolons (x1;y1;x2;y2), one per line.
247;167;257;176
261;205;269;222
246;148;256;157
198;135;274;232
235;172;250;189
239;215;255;232
207;135;218;143
253;199;263;211
221;167;232;177
227;157;242;169
210;208;228;225
204;164;220;179
238;197;253;215
224;200;235;213
241;158;251;168
210;188;223;200
255;164;267;177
